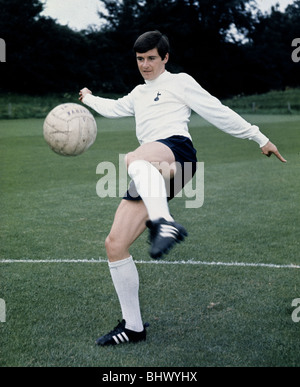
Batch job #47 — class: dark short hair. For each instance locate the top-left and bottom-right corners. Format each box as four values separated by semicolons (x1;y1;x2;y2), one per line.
133;31;170;60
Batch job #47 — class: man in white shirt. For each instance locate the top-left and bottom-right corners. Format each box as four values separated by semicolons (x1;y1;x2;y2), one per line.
79;31;286;346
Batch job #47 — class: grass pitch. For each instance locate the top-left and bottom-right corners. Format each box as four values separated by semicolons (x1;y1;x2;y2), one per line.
0;113;299;367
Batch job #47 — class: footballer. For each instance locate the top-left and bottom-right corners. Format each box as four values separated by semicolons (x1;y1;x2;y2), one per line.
79;31;286;346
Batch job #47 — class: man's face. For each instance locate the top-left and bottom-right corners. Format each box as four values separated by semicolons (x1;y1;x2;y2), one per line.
136;48;169;81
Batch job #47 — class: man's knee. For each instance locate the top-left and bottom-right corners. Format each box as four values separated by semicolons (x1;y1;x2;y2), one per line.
105;234;128;262
124;151;137;169
105;234;115;259
125;151;176;179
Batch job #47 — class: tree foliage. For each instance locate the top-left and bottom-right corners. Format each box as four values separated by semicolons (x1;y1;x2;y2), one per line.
243;0;300;93
0;0;299;97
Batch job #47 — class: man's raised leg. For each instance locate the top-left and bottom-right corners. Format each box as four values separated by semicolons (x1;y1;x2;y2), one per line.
125;142;188;259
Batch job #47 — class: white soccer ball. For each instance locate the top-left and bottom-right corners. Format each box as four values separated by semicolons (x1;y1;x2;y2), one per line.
43;103;97;156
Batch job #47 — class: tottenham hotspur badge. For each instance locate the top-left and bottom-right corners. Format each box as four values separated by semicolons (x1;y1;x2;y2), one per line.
154;92;161;101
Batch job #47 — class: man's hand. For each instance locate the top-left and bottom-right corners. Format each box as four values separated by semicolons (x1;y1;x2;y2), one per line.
261;141;287;163
79;87;92;102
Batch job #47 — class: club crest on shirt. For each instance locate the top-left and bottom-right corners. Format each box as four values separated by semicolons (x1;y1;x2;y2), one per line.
154;92;161;101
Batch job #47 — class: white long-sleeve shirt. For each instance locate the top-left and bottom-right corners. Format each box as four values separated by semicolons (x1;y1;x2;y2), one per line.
83;70;269;147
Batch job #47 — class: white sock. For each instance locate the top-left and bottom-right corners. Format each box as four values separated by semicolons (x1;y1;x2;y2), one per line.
108;256;144;332
128;160;173;221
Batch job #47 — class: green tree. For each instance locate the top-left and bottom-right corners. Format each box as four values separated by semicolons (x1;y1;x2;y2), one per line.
1;0;298;96
97;0;259;96
243;0;300;93
0;0;94;93
0;1;42;89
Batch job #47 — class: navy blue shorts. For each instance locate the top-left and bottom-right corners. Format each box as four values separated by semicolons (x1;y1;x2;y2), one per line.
123;135;198;201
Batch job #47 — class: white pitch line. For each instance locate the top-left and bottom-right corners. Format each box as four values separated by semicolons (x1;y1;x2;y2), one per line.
0;258;299;269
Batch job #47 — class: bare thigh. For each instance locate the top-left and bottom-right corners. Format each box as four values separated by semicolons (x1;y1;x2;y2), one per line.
125;141;177;179
105;199;148;262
